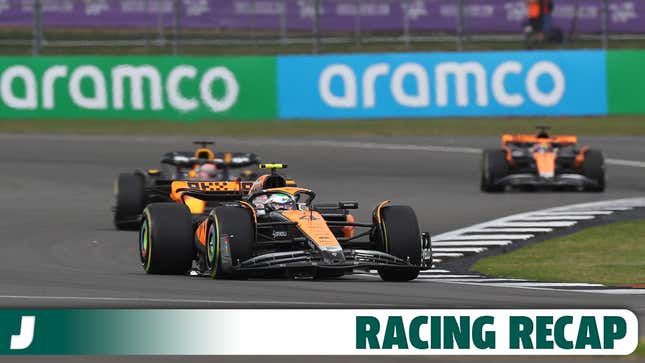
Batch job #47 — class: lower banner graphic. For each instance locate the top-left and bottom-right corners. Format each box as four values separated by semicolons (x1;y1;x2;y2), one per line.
0;309;637;355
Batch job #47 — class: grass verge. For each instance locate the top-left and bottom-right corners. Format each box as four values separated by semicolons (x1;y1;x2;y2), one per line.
2;31;645;56
472;219;645;286
634;341;645;356
2;115;645;137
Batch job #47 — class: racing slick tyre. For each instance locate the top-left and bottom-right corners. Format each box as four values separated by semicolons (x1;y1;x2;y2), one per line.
374;205;422;282
139;203;194;275
581;149;606;192
207;206;255;279
114;173;145;230
481;149;508;193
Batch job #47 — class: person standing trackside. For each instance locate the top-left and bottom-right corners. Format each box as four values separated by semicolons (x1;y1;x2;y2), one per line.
526;0;544;34
525;0;559;46
542;0;555;32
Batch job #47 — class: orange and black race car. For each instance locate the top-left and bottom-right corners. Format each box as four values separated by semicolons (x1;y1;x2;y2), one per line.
481;127;605;193
113;141;260;230
138;164;432;281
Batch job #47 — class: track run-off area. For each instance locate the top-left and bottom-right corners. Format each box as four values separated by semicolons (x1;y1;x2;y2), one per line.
1;133;644;339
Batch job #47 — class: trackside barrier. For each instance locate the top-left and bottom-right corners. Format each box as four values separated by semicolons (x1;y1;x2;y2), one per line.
607;50;645;115
0;50;641;121
277;50;608;118
0;56;277;121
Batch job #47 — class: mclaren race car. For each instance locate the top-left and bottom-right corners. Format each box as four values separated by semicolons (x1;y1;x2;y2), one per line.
481;127;605;192
138;164;432;281
113;141;260;230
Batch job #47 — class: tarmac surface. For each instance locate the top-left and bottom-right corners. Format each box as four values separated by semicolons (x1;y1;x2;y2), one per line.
0;133;643;362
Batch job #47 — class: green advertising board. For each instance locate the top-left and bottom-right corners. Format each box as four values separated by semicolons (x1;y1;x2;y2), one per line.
0;56;277;121
607;50;645;115
0;52;643;122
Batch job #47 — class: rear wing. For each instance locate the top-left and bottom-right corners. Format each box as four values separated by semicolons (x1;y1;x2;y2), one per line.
502;134;578;146
171;181;247;202
213;152;260;168
170;178;297;203
161;152;259;168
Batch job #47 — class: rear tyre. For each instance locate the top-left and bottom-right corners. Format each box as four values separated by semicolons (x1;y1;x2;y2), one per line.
481;149;508;193
114;173;146;230
140;203;194;274
207;206;255;279
582;149;606;192
374;205;421;282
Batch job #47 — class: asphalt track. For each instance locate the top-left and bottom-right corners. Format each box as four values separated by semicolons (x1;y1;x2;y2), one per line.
0;133;644;363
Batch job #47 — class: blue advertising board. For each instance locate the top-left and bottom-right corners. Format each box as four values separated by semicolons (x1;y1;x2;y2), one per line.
277;50;607;119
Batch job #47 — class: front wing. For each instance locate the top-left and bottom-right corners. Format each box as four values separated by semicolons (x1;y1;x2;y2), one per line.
494;173;600;189
223;249;432;277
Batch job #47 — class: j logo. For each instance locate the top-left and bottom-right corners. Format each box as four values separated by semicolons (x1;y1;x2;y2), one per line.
10;316;35;350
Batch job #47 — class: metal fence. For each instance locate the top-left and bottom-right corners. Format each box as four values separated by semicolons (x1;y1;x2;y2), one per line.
0;0;643;55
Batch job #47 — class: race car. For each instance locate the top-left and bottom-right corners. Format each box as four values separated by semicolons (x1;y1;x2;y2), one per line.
138;164;432;281
113;141;260;230
481;127;605;192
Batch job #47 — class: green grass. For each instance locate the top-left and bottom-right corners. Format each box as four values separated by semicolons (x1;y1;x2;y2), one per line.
2;115;645;136
472;219;645;286
634;340;645;356
9;39;645;57
2;25;645;56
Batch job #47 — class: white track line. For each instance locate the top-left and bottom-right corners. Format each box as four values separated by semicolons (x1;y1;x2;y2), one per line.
492;282;604;288
606;158;645;168
467;228;554;233
429;198;645;295
434;234;533;241
572;289;645;295
433;241;512;247
437;278;528;283
419;269;452;274
303;140;483;155
432;247;488;253
438;281;645;295
487;221;577;228
0;295;392;307
434;198;645;242
597;207;635;211
418;275;484;279
424;198;645;296
297;141;645;169
233;138;484;155
532;211;614;216
517;215;596;221
4;134;645;169
433;253;464;258
257;140;645;169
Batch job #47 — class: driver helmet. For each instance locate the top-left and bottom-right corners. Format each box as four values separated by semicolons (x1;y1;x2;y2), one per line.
196;163;218;179
532;142;550;152
263;193;296;212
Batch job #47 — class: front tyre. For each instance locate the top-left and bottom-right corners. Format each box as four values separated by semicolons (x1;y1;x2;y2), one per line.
481;149;508;193
206;206;255;279
140;203;194;274
374;205;422;282
582;149;606;192
114;173;145;230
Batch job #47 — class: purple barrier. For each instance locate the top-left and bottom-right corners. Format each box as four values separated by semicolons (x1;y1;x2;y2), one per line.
0;0;643;33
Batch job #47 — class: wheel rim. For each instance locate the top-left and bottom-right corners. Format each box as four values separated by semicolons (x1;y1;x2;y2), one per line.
139;220;149;264
206;224;217;270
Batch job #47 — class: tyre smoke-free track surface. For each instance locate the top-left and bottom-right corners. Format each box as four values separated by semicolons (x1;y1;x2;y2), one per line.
0;134;644;362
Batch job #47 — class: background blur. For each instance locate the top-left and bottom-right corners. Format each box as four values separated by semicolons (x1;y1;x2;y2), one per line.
2;0;644;55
